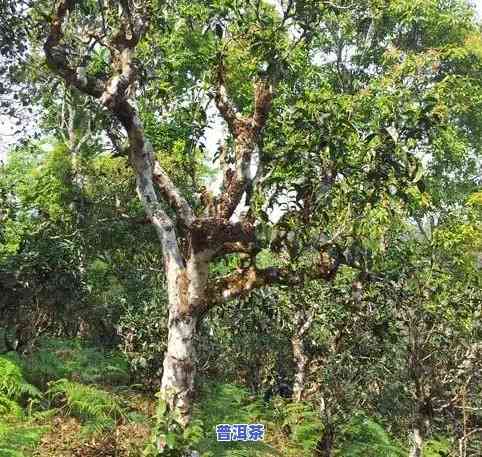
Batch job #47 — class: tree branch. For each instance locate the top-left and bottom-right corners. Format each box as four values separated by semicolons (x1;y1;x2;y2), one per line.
209;264;317;305
252;78;273;134
214;60;242;135
297;308;316;337
44;0;105;98
45;0;186;270
190;218;256;253
153;160;195;228
213;60;274;219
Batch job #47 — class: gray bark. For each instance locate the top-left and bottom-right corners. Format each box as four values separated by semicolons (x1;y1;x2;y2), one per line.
44;0;273;432
160;250;212;425
409;427;423;457
292;334;309;401
292;308;314;401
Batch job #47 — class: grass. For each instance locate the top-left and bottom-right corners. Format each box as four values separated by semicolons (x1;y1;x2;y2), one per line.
0;419;47;457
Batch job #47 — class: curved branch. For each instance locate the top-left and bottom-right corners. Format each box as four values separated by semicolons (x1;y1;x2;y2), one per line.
214;60;242;134
153;160;195;228
44;0;105;98
207;246;384;305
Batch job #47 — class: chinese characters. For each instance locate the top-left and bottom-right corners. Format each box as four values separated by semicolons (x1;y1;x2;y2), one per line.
216;423;265;442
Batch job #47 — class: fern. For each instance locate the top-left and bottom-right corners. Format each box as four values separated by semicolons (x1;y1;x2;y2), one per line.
270;399;323;451
0;393;23;418
47;379;127;435
0;418;46;456
24;337;130;387
335;413;406;457
191;382;280;457
0;354;41;402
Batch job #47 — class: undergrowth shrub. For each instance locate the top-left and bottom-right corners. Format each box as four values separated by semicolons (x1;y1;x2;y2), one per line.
144;392;204;457
194;382;279;457
23;337;130;387
270;399;323;452
424;437;452;456
334;413;405;457
47;379;127;436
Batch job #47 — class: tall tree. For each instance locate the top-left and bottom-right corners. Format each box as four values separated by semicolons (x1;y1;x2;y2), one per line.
36;0;482;436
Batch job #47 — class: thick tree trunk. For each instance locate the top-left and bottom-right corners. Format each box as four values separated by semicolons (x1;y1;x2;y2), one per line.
161;298;198;424
160;250;211;425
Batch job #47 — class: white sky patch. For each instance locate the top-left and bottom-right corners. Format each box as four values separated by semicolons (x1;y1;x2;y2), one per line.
0;117;16;163
475;0;482;18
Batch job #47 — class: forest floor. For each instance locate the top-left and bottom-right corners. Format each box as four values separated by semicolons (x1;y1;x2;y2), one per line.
0;337;416;456
0;337;321;457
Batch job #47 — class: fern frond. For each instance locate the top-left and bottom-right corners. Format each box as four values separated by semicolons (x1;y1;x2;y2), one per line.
0;355;42;402
47;379;127;435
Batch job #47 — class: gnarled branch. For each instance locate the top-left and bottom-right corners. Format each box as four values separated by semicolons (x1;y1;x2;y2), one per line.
44;0;105;98
190;218;256;253
213;59;274;219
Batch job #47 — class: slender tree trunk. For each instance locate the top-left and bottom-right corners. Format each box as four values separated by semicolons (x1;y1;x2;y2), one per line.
292;308;314;401
315;423;334;457
408;317;429;457
292;333;309;401
409;425;424;457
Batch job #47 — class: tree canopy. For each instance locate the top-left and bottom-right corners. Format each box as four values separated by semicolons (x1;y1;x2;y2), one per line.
0;0;481;456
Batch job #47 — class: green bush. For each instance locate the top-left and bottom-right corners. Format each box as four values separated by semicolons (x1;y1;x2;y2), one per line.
424;437;452;456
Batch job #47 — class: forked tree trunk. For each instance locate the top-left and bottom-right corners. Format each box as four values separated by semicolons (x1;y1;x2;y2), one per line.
43;0;273;433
